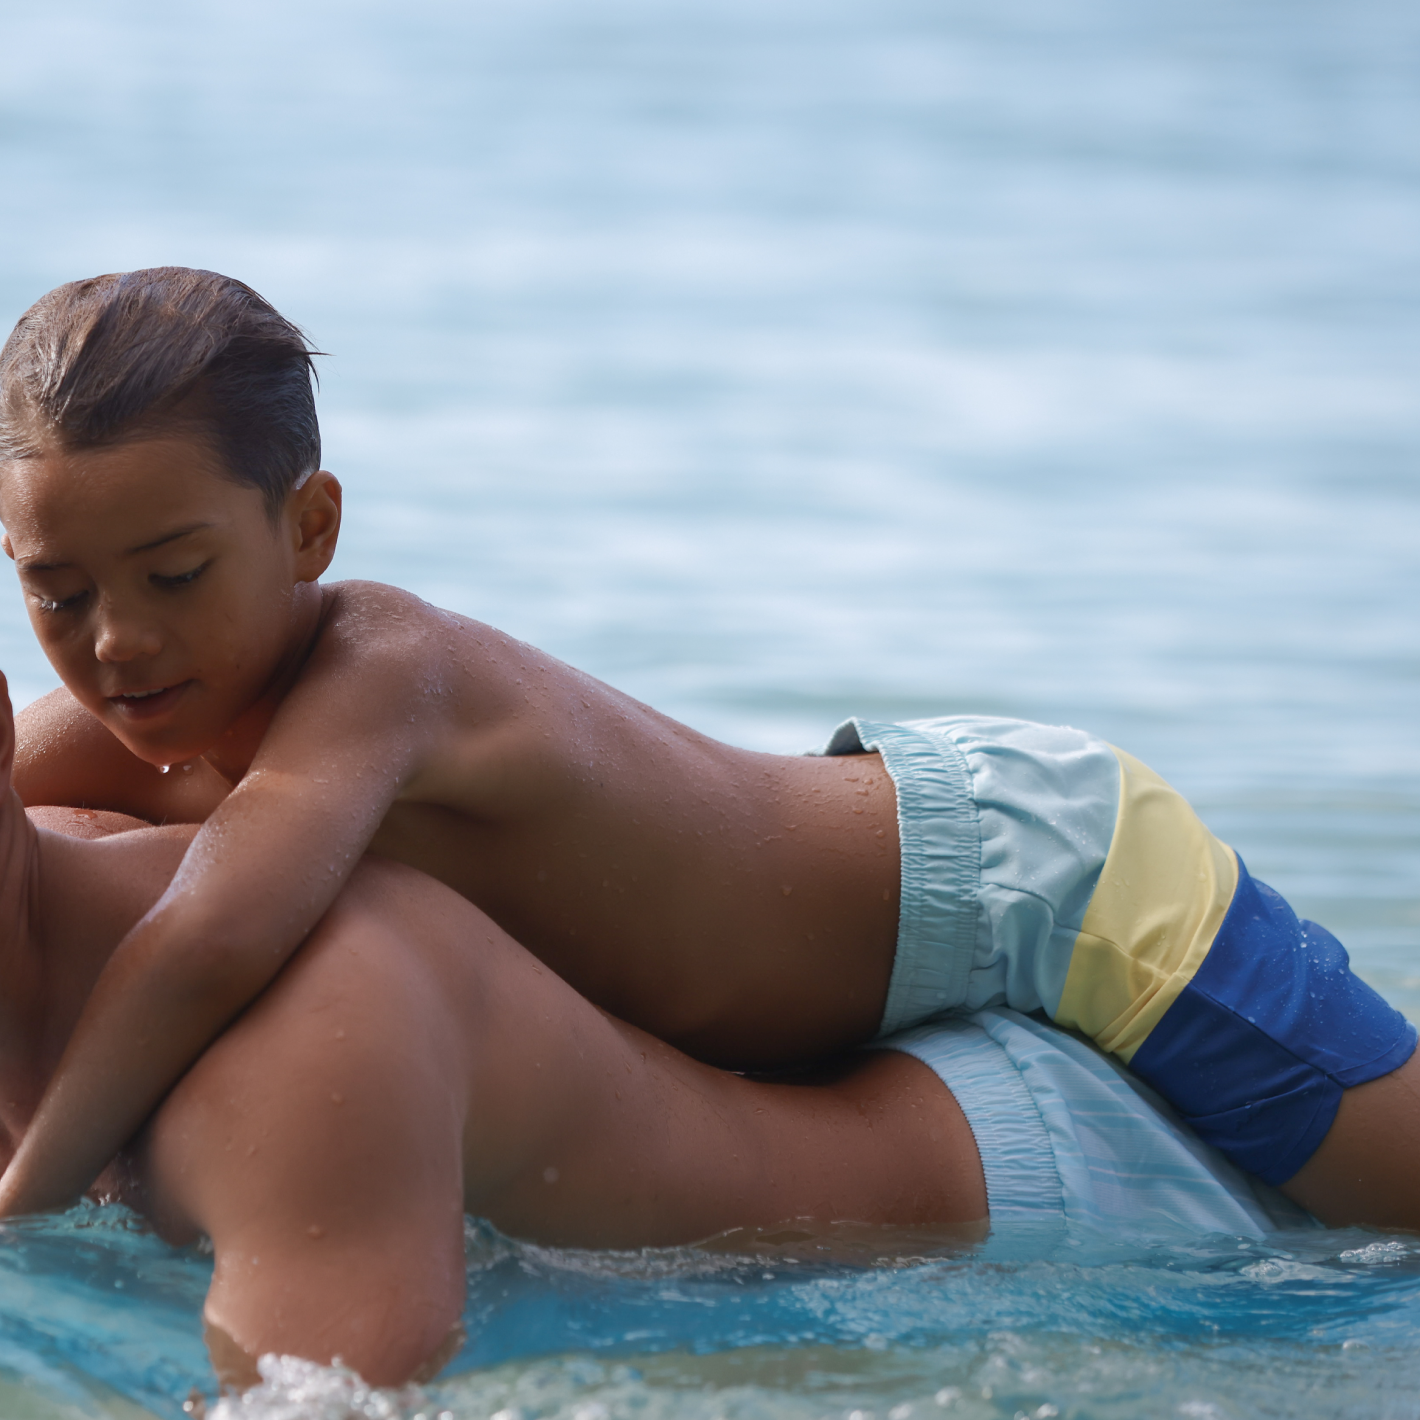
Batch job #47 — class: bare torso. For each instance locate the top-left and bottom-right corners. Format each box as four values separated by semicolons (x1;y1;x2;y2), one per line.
15;582;901;1066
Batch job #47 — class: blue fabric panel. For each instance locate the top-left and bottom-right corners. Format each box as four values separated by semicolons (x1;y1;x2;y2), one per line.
1129;858;1417;1186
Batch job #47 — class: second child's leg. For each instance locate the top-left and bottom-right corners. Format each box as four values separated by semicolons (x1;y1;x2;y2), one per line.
1280;1050;1420;1230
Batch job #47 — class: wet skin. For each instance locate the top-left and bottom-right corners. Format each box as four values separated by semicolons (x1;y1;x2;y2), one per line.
1;435;1416;1244
0;795;984;1388
10;796;1420;1394
0;433;898;1216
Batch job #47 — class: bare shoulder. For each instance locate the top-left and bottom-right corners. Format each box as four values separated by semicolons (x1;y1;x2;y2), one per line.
314;580;525;684
138;875;468;1382
268;582;606;821
14;688;144;807
140;862;466;1233
289;581;551;750
314;581;470;658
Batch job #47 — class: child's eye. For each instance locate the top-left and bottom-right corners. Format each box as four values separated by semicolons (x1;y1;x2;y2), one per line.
151;561;211;591
32;590;88;614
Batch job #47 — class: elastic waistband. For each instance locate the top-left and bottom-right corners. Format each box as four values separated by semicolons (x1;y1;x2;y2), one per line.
822;718;980;1035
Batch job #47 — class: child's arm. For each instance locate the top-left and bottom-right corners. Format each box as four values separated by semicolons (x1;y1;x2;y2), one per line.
0;630;443;1217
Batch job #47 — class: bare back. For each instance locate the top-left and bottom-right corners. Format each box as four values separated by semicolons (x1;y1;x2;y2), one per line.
17;581;903;1067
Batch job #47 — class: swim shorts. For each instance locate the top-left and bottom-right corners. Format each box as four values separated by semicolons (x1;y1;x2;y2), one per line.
822;716;1417;1185
880;1007;1313;1239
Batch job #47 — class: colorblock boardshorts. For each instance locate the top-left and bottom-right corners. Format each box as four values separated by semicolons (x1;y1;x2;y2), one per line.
822;716;1417;1186
881;1007;1312;1239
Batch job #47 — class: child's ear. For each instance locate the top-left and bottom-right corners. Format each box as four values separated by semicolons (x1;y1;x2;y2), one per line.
287;471;342;584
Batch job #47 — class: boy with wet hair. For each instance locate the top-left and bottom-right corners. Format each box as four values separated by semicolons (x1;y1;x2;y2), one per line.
0;267;320;515
0;267;1413;1228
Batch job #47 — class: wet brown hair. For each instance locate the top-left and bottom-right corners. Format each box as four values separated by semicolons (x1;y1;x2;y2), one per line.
0;267;321;517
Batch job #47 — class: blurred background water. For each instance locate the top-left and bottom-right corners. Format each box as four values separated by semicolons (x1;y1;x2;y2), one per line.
1;0;1419;1415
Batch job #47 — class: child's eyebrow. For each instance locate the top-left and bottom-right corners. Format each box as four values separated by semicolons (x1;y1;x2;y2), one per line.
127;522;213;555
17;522;213;573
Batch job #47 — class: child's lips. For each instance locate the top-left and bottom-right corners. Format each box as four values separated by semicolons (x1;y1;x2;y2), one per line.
106;682;192;721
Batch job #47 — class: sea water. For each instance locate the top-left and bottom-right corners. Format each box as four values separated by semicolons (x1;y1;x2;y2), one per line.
0;0;1418;1415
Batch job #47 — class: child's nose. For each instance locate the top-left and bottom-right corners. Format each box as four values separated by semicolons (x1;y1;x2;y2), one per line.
92;602;163;663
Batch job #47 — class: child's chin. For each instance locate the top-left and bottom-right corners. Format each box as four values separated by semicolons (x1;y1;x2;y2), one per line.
108;723;207;770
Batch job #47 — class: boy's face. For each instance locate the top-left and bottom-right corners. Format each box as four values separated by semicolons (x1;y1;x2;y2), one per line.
0;431;338;769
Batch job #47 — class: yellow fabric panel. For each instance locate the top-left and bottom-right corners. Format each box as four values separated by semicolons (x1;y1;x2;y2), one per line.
1055;747;1238;1063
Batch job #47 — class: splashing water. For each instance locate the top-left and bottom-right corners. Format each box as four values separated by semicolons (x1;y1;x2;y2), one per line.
209;1355;421;1420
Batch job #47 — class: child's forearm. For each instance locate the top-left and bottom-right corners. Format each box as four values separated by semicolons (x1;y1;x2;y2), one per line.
0;903;297;1216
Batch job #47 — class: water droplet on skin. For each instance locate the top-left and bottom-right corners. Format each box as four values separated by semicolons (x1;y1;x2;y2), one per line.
159;764;170;774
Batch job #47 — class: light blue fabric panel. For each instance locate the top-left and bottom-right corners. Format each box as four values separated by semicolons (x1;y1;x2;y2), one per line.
883;1012;1065;1231
920;718;1120;1018
821;716;1121;1031
886;1008;1315;1240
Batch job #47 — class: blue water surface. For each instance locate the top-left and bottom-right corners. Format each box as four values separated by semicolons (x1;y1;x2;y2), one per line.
1;0;1419;1415
5;1213;1420;1419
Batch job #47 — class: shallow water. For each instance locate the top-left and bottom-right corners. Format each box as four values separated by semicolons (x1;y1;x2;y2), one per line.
7;1213;1420;1420
1;0;1419;1415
